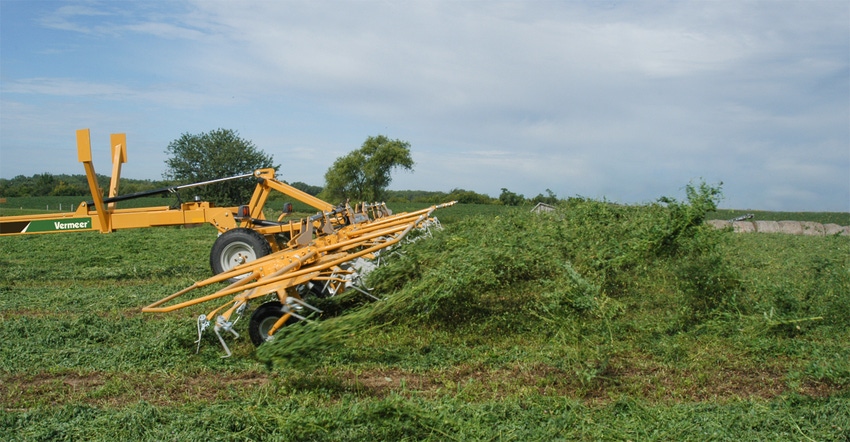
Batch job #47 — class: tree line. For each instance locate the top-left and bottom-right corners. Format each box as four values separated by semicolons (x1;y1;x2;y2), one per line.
0;173;171;198
2;129;559;207
0;173;324;201
0;173;557;207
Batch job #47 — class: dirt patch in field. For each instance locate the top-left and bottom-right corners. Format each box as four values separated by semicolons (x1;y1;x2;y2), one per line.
332;362;842;405
3;363;844;411
0;371;273;409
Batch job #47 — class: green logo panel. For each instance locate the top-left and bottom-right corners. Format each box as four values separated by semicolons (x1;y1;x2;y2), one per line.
26;217;93;233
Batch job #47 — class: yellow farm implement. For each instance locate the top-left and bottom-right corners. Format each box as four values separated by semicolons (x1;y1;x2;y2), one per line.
2;129;455;356
2;129;365;275
143;202;453;356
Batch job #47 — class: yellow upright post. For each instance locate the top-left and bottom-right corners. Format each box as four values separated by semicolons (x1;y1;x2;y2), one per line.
77;129;110;233
108;133;127;210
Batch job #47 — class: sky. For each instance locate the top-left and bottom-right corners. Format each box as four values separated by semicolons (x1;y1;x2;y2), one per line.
1;1;848;212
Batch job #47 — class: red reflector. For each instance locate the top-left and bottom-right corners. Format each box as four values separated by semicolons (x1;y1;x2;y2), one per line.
238;205;250;217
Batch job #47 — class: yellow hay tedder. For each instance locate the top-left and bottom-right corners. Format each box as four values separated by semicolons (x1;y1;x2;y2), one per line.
1;129;343;275
144;202;452;356
1;129;455;355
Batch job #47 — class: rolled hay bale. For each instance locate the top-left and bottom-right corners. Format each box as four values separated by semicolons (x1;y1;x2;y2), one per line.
754;220;780;233
800;222;826;236
777;221;804;235
823;224;850;236
706;219;731;230
732;221;756;233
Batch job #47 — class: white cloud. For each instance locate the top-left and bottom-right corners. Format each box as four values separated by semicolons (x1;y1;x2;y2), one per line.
2;0;848;211
38;4;112;34
1;77;241;110
3;77;134;97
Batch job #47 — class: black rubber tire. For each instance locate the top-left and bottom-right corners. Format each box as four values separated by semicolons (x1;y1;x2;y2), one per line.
209;228;273;278
248;301;299;346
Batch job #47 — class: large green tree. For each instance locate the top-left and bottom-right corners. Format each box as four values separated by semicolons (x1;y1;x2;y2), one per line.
164;129;278;206
321;135;414;203
499;188;525;206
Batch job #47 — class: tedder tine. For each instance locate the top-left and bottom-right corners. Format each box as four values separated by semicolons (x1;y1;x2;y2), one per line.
142;201;456;355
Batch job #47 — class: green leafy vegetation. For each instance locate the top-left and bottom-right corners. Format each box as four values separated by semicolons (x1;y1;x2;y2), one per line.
164;128;279;206
0;174;323;210
1;185;848;440
5;170;850;225
0;173;174;198
320;135;415;203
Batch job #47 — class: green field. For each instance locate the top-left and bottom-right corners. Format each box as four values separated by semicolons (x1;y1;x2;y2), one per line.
1;194;848;440
3;195;849;225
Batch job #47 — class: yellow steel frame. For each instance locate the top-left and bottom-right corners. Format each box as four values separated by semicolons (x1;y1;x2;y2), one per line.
142;202;455;354
0;130;340;238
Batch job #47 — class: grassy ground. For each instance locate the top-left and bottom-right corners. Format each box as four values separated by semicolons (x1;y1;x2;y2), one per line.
1;196;848;441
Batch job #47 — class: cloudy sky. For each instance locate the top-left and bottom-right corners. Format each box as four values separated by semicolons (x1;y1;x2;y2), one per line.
1;1;848;211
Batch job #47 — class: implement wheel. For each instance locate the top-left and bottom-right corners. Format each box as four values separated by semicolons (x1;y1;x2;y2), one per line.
249;301;299;346
210;228;272;279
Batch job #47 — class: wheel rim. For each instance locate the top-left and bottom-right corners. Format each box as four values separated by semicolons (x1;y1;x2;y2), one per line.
219;241;257;276
256;315;281;342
